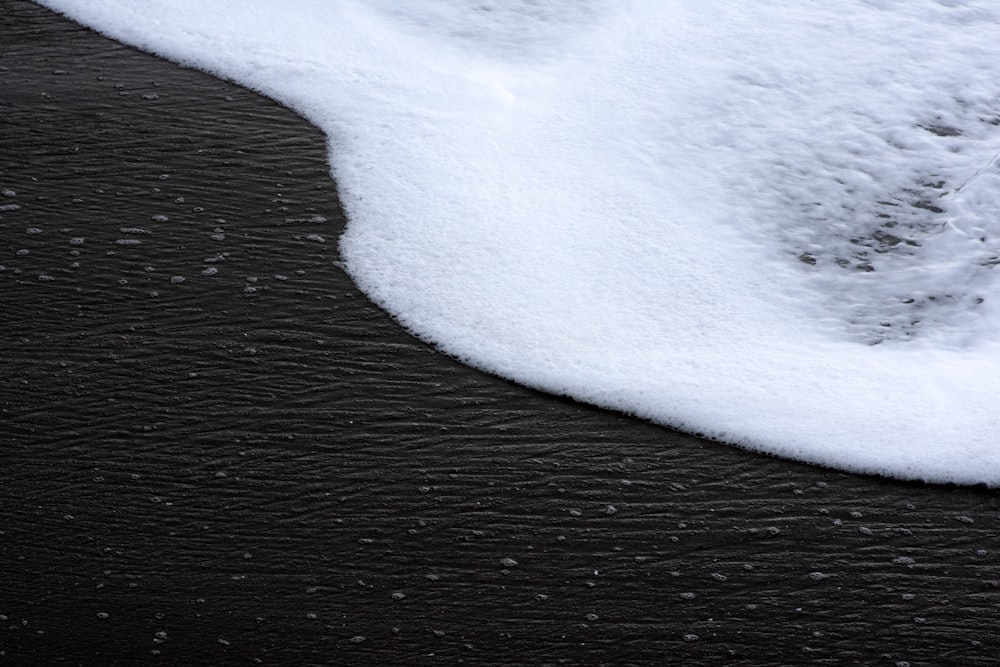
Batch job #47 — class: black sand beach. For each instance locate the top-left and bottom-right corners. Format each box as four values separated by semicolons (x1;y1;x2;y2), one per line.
3;2;1000;665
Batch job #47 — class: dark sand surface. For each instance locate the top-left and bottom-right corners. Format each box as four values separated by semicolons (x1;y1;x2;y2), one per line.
3;2;1000;665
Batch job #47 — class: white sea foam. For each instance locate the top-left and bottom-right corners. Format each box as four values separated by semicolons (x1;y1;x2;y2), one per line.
37;0;1000;484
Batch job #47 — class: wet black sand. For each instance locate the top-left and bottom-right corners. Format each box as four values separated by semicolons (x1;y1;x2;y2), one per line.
3;2;1000;665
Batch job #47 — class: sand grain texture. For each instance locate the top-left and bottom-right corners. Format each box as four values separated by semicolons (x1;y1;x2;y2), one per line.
2;2;1000;665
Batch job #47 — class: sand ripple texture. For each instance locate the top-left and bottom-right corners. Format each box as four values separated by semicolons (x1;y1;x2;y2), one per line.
3;3;1000;665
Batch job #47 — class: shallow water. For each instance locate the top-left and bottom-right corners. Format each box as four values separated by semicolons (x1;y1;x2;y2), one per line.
4;3;1000;665
36;0;1000;484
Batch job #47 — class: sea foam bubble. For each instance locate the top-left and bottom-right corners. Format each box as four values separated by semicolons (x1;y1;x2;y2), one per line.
37;0;1000;485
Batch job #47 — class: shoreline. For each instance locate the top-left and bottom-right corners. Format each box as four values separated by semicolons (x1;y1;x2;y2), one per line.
3;2;1000;664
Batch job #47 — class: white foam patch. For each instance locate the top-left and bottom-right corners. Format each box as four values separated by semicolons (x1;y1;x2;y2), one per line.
37;0;1000;485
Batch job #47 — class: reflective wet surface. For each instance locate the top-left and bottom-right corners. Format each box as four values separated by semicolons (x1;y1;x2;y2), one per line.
3;3;1000;665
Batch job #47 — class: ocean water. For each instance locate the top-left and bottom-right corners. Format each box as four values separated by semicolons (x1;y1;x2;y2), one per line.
35;0;1000;485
